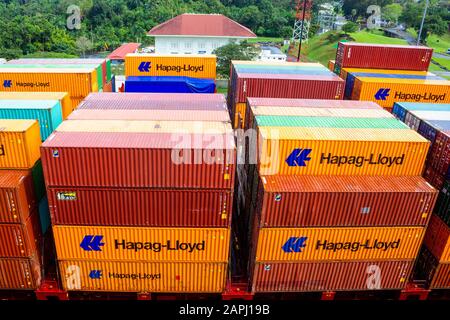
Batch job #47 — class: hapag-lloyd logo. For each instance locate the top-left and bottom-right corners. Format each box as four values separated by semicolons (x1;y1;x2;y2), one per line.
156;64;204;73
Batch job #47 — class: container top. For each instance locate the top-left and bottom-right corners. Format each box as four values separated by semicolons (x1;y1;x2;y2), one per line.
259;126;429;143
421;119;450;131
56;120;233;134
251;107;393;118
260;175;436;193
410;110;450;121
67;109;231;122
7;58;107;64
247;98;381;109
255;115;408;129
355;77;449;85
339;42;432;50
352;72;444;81
43;131;236;149
126;53;216;59
342;67;430;75
0;99;60;110
232;61;323;67
0;64;100;70
234;73;344;81
0;92;69;100
0;67;97;74
0;170;30;188
394;102;450;111
0;119;37;132
126;76;215;84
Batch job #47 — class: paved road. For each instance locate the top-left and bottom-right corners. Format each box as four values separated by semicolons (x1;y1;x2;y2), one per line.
434;52;450;60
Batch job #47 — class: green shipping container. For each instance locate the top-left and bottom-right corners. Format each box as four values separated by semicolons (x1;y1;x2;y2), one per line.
0;99;63;140
106;59;112;82
31;160;45;202
254;115;410;129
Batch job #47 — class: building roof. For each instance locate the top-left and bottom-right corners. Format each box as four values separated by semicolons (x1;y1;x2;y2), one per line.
107;43;141;60
260;46;285;55
148;13;256;38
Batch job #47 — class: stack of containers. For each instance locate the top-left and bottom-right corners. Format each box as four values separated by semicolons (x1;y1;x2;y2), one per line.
41;93;236;294
0;119;43;290
393;102;450;289
124;54;216;94
0;60;103;116
227;61;345;129
333;42;450;111
239;98;437;293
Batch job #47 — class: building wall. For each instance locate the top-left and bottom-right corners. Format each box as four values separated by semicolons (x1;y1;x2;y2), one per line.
154;36;243;54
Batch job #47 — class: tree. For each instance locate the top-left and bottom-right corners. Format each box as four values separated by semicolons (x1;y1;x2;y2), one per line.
342;21;359;35
382;3;403;25
75;36;93;57
213;41;260;78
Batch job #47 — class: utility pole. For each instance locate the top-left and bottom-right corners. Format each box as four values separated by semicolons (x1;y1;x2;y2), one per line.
297;0;308;61
417;0;429;45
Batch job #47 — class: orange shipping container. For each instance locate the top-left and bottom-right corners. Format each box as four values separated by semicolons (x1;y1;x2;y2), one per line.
0;120;41;169
0;68;99;98
53;226;230;262
58;261;227;293
125;54;216;79
0;92;72;120
255;226;425;262
423;215;450;263
0;257;41;290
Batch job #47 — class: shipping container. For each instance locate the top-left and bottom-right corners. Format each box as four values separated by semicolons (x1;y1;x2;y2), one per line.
53;226;230;262
234;103;247;129
0;68;99;97
0;120;41;169
393;102;450;122
253;175;436;227
423;165;445;190
427;129;450;178
102;80;113;93
125;76;216;94
78;92;227;111
435;180;450;227
0;256;41;290
70;97;84;111
335;42;433;71
31;160;45;202
0;92;72;120
247;97;382;109
416;246;450;289
254;115;408;129
56;120;232;135
418;121;450;159
423;215;450;263
57;260;226;293
258;127;429;176
7;58;111;83
125;54;216;79
0;64;104;91
38;196;50;235
41;131;235;189
351;77;450;109
255;226;425;262
0;100;63;140
251;260;413;292
328;60;335;72
0;211;41;258
68;109;231;122
0;170;36;224
405;111;450;131
339;67;430;82
48;187;232;227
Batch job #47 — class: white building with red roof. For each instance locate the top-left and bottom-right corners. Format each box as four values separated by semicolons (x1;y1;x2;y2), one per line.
148;13;256;55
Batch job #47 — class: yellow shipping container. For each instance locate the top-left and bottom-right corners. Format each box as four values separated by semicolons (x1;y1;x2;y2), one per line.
57;120;233;134
70;97;85;113
0;68;99;98
234;102;247;129
53;226;230;262
351;77;450;109
256;226;425;262
58;261;227;293
328;60;335;72
251;106;394;119
0;92;72;120
258;127;429;176
0;119;41;169
125;54;217;79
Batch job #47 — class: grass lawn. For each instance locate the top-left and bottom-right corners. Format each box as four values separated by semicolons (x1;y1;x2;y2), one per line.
21;51;79;58
348;30;408;45
408;28;450;53
433;57;450;70
247;37;284;44
216;87;228;95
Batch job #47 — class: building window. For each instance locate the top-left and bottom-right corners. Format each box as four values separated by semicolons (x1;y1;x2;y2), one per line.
198;42;206;49
171;42;178;49
185;42;192;49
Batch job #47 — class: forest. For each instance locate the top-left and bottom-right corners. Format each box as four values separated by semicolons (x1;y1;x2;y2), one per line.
0;0;448;59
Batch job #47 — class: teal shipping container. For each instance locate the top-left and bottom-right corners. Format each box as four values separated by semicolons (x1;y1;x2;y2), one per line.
0;100;63;140
38;196;51;234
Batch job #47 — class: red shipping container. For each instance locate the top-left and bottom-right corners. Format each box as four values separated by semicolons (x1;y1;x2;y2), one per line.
230;74;344;104
423;165;445;190
0;256;41;290
48;187;233;227
252;260;413;292
429;130;450;177
0;212;41;258
78;92;227;111
254;175;437;227
335;42;433;71
0;170;36;224
423;215;450;263
68;109;231;122
416;246;450;289
41;132;236;189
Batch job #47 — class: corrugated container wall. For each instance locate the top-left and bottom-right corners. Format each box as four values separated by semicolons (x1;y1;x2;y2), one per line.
53;226;230;262
416;246;450;289
335;42;433;71
0;257;41;290
423;215;450;263
58;261;227;293
125;54;217;79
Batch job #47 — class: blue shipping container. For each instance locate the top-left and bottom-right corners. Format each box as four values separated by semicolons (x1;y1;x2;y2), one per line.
125;76;216;94
0;99;63;140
